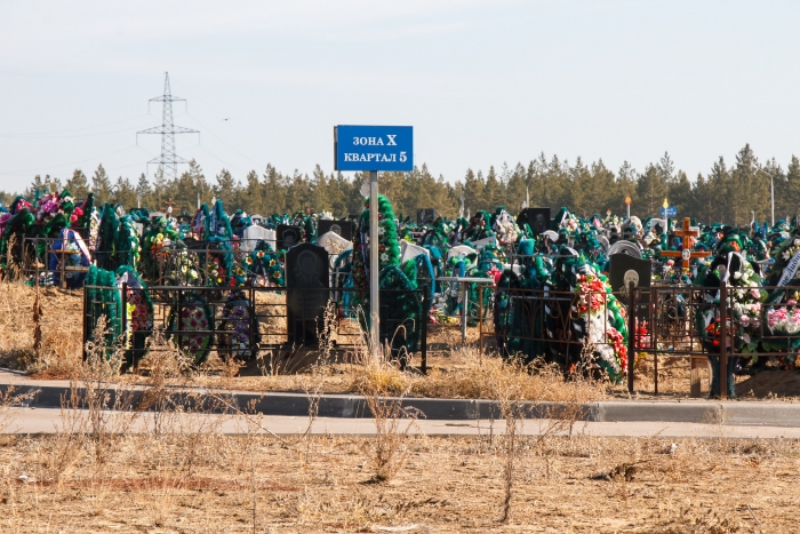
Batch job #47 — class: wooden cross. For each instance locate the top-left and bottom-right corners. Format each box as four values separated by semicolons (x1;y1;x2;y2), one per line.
659;217;710;273
162;198;176;215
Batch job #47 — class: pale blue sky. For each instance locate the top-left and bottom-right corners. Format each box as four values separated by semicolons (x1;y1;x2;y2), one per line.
1;0;798;192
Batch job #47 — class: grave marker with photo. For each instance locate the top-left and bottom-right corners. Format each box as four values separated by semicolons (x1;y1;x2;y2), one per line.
286;243;330;344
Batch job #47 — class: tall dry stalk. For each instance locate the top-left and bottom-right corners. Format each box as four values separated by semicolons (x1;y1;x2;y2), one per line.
76;318;138;468
137;328;194;438
356;319;423;483
487;362;525;523
360;385;421;483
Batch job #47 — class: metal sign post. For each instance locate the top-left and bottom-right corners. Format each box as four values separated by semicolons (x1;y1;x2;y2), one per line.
369;170;380;355
334;125;414;360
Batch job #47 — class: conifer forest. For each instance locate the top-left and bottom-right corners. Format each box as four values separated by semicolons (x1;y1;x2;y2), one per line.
7;143;798;226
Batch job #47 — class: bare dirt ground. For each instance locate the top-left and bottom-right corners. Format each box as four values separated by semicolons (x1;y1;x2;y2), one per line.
2;432;796;533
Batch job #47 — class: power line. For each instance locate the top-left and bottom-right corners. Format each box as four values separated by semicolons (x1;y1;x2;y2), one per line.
185;112;263;169
0;113;152;137
0;124;154;140
137;73;199;180
196;141;252;177
0;145;146;177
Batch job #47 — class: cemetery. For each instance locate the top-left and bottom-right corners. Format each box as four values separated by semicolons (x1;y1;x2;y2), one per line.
2;181;800;401
7;4;800;531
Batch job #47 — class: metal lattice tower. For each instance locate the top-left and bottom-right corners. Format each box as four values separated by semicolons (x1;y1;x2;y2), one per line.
137;72;199;180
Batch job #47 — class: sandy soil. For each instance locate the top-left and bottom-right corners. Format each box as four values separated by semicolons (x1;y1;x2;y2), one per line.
2;432;795;533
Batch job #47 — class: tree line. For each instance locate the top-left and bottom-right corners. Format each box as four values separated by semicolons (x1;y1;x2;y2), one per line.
4;143;799;226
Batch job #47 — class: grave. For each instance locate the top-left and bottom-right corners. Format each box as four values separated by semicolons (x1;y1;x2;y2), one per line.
609;253;651;310
399;240;430;264
286;243;330;344
472;236;497;250
318;231;352;268
417;209;436;225
607;240;643;259
276;224;302;250
241;224;275;253
517;207;551;235
317;219;355;241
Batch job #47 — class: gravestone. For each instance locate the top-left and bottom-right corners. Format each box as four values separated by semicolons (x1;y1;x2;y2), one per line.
517;207;551;235
609;253;651;310
416;209;436;225
607;240;643;259
597;235;610;253
241;224;275;253
446;244;477;263
472;236;497;251
399;240;429;264
318;231;352;268
276;224;302;250
317;219;355;241
286;243;330;344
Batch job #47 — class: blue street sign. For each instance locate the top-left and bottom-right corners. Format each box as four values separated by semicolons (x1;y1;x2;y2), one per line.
660;206;677;217
334;125;413;172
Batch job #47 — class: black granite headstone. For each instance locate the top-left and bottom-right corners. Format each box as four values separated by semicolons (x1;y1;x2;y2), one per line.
317;219;355;241
276;224;302;250
286;243;330;344
609;253;651;309
416;209;436;225
517;207;551;235
607;240;643;259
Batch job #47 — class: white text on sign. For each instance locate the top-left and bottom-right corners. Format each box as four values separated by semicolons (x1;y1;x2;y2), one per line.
352;135;398;146
343;152;408;163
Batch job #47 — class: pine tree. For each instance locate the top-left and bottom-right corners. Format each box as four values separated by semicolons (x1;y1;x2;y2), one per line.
151;167;169;209
261;165;282;214
568;158;592;216
543;155;569;208
636;164;668;217
731;144;768;226
113;176;138;209
692;173;714;224
215;168;237;208
135;173;151;208
657;151;676;185
706;157;731;224
783;156;800;222
588;159;617;215
463;169;484;215
311;164;330;213
668;171;692;218
91;164;113;204
65;169;90;199
484;166;500;210
504;163;528;212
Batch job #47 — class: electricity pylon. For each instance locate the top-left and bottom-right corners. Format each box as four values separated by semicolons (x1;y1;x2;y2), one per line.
137;72;199;180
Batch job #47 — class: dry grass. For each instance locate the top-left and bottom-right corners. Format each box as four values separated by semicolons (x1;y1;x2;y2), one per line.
350;348;607;403
0;283;83;376
3;284;800;402
1;432;795;533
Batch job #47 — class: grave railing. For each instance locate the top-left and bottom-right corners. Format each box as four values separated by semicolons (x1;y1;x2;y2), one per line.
629;283;800;399
82;284;429;373
483;281;800;399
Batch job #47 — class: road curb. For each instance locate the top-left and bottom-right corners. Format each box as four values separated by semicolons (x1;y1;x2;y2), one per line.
3;380;800;427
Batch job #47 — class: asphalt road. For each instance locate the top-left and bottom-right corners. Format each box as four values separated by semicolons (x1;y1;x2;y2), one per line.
5;407;800;438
